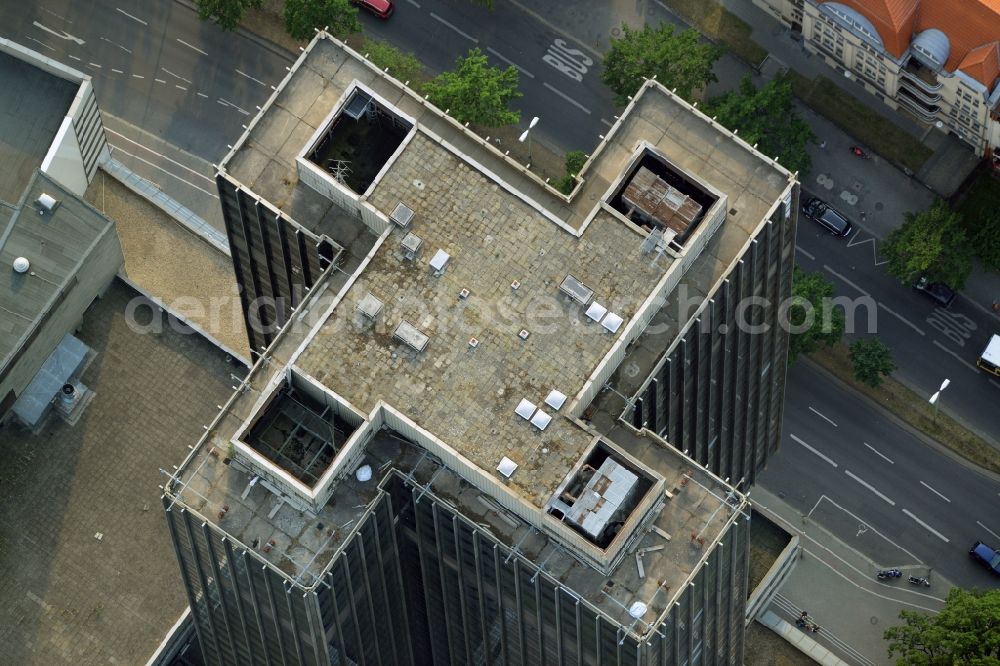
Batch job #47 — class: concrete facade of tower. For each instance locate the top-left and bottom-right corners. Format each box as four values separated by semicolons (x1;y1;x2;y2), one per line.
163;31;798;666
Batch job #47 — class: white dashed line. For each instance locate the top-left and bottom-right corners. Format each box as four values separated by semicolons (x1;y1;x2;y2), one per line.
977;520;1000;542
600;118;614;128
26;37;56;52
795;246;816;260
132;74;144;79
845;470;896;506
485;47;534;79
877;302;927;336
176;38;208;56
429;13;479;43
235;69;268;86
218;98;250;115
919;480;950;503
162;68;192;84
542;82;592;115
789;433;838;467
175;84;187;91
405;0;421;6
931;340;980;373
902;509;949;543
155;78;167;84
100;36;132;54
111;68;124;74
116;7;148;25
863;442;894;464
68;54;81;61
808;406;837;427
88;62;101;68
197;92;208;98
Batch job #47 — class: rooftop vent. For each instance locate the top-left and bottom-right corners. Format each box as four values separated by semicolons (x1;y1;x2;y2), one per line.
601;312;624;333
514;398;537;420
518;329;530;341
559;274;594;305
496;456;518;479
545;389;567;411
511;280;521;291
12;257;30;274
393;320;429;352
390;202;414;228
400;232;423;260
429;249;450;276
628;601;648;619
34;193;60;215
356;293;384;320
585;301;607;323
530;409;552;431
459;287;470;300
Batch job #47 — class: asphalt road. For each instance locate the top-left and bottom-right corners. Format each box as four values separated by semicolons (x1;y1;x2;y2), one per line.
0;0;292;230
796;196;1000;446
761;360;1000;589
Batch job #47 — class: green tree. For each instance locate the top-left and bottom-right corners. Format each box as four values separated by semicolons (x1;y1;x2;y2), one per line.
884;587;1000;665
195;0;261;31
882;200;973;289
706;73;815;174
283;0;360;41
424;48;521;127
556;150;588;194
787;265;845;362
970;210;1000;271
602;23;722;106
849;337;895;387
365;40;424;88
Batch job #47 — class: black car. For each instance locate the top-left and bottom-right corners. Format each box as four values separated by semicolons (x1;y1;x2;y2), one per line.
913;275;956;308
802;197;853;236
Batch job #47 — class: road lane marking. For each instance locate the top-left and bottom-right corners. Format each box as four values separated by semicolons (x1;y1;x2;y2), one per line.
132;74;144;79
600;118;614;128
863;442;894;464
111;68;124;74
844;470;896;505
919;480;950;503
822;264;926;335
485;47;535;79
429;13;479;43
100;36;132;54
88;62;101;68
162;68;193;84
116;7;148;25
108;145;218;198
68;54;81;61
197;92;208;98
795;246;816;260
542;82;592;115
789;433;837;467
902;509;949;543
977;520;1000;542
846;229;888;266
405;0;421;6
175;84;187;91
822;264;872;297
104;127;215;184
931;340;980;373
236;69;268;86
176;38;209;56
808;406;837;427
42;7;70;22
155;78;166;84
218;98;250;116
26;37;56;52
32;21;85;45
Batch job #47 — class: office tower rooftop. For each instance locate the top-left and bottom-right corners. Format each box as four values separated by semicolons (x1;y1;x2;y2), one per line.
166;33;797;665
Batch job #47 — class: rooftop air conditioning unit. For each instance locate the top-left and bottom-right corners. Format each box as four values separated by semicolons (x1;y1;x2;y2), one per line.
34;193;60;215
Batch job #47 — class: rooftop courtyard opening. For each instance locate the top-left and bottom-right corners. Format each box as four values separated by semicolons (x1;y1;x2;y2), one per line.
241;369;363;488
306;86;413;195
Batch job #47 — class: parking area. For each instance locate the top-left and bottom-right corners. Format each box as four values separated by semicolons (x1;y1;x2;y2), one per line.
0;280;237;665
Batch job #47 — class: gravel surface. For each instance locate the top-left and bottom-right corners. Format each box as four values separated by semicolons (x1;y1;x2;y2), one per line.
85;170;250;359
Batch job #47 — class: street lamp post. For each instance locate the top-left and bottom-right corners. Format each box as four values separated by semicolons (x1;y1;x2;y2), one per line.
518;116;539;165
928;378;950;422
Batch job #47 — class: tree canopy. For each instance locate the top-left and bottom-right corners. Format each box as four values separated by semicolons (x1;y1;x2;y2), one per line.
884;587;1000;665
787;265;845;362
882;199;973;289
602;23;722;106
706;73;815;174
969;210;1000;272
195;0;262;31
423;48;521;127
283;0;360;41
849;337;895;387
365;40;424;87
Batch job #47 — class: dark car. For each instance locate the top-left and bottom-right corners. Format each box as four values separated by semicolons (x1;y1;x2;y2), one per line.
970;541;1000;574
913;275;957;308
353;0;393;18
802;197;853;236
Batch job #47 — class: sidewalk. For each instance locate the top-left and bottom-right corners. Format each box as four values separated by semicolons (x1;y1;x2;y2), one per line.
750;485;947;666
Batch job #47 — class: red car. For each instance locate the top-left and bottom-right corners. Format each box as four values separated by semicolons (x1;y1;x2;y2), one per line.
353;0;393;19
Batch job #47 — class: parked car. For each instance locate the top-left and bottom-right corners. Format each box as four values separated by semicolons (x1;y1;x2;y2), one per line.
801;197;853;237
352;0;393;19
969;540;1000;574
912;275;956;308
